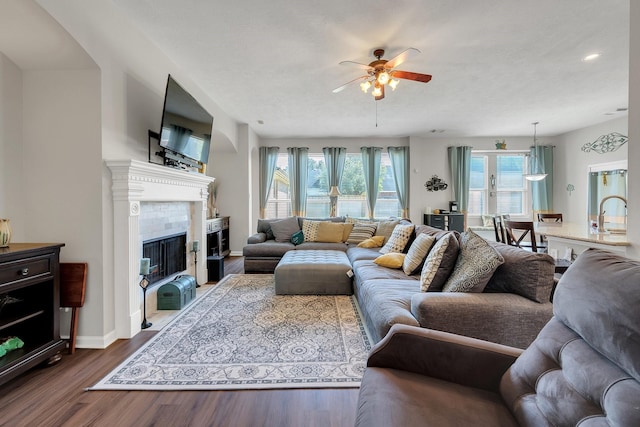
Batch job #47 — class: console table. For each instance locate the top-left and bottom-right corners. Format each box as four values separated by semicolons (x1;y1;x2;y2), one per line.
424;213;465;232
0;243;66;386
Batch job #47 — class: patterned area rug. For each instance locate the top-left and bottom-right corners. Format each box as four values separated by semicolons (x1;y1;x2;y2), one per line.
90;274;371;390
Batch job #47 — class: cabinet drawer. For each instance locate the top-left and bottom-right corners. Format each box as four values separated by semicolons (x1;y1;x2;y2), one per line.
0;256;52;286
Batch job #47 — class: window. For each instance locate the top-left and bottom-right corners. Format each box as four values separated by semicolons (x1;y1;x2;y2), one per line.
469;152;530;217
264;152;401;219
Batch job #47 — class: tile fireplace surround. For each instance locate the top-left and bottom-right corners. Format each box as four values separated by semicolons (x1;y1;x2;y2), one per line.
107;159;214;339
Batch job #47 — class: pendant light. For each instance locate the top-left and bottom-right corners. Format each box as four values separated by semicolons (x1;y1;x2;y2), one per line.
524;121;547;181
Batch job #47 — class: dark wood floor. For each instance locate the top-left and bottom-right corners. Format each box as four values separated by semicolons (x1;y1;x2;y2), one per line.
0;257;360;427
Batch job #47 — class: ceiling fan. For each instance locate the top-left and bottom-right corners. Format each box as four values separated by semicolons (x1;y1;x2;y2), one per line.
333;48;432;101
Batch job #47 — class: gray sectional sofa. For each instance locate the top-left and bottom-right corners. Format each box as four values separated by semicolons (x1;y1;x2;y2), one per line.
243;217;555;348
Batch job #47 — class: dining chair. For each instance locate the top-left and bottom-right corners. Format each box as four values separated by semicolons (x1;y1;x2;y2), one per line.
492;215;507;243
60;262;88;354
504;220;547;253
537;213;563;223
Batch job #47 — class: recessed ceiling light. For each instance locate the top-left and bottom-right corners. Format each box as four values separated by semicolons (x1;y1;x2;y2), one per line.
582;53;601;61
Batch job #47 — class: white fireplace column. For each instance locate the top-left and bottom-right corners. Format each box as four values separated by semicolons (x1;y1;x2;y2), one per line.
107;160;214;339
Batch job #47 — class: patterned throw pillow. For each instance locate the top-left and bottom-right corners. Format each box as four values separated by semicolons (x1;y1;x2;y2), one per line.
379;224;415;254
442;229;504;293
302;220;323;242
420;233;460;292
347;222;378;244
357;236;386;248
402;234;436;275
373;253;406;269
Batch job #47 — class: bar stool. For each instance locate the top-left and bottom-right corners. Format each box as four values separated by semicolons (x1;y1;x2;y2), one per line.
60;263;88;354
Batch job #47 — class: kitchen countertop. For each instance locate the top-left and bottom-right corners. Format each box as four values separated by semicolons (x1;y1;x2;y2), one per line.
535;222;630;246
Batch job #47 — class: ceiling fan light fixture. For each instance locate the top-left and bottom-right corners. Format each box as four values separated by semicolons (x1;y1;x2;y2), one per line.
378;71;390;85
389;78;399;90
372;83;382;98
360;80;371;93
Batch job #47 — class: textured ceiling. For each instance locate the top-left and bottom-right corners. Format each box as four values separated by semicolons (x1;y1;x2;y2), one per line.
3;1;631;139
110;0;629;139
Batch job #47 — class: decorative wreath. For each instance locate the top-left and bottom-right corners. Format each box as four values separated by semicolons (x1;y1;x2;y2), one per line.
424;175;448;192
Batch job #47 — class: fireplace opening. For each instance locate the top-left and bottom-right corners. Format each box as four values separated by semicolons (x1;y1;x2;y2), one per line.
142;232;187;285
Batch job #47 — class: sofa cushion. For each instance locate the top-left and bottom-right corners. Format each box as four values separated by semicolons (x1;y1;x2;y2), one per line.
374;253;406;269
485;241;555;303
420;233;459;292
296;215;345;229
270;216;301;242
242;241;295;257
347;247;382;264
316;221;347;243
347;222;378;244
379;224;415;254
355;279;421;343
357;236;385;248
341;222;354;242
352;260;416;282
374;219;401;243
403;234;436;275
290;230;304;245
442;229;504;293
302;219;323;242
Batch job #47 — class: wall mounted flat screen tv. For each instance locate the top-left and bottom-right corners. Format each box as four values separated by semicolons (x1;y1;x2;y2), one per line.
159;75;213;164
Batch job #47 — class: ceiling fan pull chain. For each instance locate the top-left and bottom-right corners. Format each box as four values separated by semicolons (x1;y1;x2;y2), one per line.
375;101;378;127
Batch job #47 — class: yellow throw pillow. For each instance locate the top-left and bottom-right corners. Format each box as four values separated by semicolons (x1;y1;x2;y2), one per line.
341;223;354;242
357;235;386;248
316;222;346;243
373;253;406;269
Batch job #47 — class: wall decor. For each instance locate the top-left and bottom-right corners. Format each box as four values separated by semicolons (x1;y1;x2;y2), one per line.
566;184;575;196
424;175;448;191
581;132;628;154
495;139;506;149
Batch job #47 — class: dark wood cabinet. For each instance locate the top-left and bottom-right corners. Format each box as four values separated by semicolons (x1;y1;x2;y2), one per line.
0;243;66;386
206;216;230;258
424;213;465;232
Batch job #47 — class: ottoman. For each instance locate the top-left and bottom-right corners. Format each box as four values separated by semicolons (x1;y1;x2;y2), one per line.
274;250;354;295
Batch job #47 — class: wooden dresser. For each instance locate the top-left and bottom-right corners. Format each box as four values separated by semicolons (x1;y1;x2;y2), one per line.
0;243;66;386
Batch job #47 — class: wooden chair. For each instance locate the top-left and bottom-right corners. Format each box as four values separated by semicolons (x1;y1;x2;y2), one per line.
492;215;507;243
504;220;547;253
60;263;88;354
537;213;563;223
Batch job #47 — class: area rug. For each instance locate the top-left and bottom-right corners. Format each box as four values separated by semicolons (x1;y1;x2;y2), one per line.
90;274;371;390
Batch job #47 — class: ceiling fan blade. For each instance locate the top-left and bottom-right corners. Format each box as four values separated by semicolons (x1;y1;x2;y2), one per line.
392;70;432;83
375;85;385;101
332;75;369;93
339;60;373;71
384;48;421;69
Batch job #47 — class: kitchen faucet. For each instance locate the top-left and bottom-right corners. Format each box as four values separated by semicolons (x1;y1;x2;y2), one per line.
598;195;628;232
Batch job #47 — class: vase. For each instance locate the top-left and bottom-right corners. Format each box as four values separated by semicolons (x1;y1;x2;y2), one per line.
0;219;11;248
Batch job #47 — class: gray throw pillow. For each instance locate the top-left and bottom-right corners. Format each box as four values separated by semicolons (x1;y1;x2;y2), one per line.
442;229;504;293
270;216;301;242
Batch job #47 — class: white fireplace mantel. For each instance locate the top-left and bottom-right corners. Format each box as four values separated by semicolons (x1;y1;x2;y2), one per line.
107;159;214;338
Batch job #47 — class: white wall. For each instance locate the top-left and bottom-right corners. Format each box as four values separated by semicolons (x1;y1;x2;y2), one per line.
554;117;628;226
0;53;24;234
21;69;104;339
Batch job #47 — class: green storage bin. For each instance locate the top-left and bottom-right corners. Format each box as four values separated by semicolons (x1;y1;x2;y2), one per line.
157;275;196;310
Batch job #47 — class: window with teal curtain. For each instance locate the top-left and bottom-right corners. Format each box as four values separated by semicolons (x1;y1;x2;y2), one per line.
387;146;410;218
447;146;472;212
287;147;309;216
530;145;554;213
361;147;382;219
323;147;346;217
259;146;280;218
